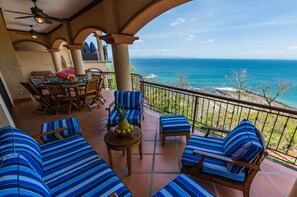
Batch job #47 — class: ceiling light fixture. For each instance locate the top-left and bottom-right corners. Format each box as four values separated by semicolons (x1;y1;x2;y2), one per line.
34;16;44;24
31;34;38;39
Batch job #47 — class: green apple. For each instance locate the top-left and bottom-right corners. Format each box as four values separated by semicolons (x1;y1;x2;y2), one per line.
116;129;121;134
127;128;131;133
122;130;126;134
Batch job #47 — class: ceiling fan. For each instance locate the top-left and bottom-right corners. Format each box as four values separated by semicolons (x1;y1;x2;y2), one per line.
16;25;43;39
5;0;68;24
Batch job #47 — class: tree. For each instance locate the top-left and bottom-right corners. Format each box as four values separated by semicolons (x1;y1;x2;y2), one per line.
257;79;293;106
172;73;189;89
225;68;249;99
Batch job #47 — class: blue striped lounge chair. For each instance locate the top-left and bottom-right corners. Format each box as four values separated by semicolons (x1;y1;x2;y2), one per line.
153;173;215;197
181;119;268;197
0;126;131;197
106;91;143;130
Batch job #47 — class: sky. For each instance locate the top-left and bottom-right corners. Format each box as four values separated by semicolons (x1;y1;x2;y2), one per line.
87;0;297;60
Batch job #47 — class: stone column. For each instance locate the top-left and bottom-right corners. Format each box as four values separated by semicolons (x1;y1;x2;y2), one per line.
100;34;138;91
65;44;85;75
94;33;105;61
48;48;62;72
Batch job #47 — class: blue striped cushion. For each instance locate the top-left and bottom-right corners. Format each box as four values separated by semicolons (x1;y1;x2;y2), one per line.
160;115;191;133
223;119;263;173
201;158;246;182
108;109;142;125
40;117;81;142
115;91;142;109
0;126;43;176
153;173;214;197
181;135;225;167
41;135;131;197
224;119;255;155
0;153;50;197
181;135;247;182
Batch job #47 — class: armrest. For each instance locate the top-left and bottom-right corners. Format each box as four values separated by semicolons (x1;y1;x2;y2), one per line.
32;127;67;141
193;150;260;170
201;125;230;137
105;101;115;115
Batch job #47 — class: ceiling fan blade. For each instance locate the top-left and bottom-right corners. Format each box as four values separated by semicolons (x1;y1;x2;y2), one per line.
4;10;32;15
15;16;34;19
47;16;68;23
44;18;53;24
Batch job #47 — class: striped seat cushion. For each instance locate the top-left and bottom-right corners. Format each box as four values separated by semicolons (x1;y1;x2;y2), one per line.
160;115;191;133
181;135;225;167
224;119;263;173
181;135;247;182
115;91;142;109
40;135;131;197
40;117;81;142
0;126;43;176
108;109;142;125
0;153;50;197
153;173;214;197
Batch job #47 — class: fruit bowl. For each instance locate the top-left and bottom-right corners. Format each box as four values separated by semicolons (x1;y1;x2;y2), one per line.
114;125;134;137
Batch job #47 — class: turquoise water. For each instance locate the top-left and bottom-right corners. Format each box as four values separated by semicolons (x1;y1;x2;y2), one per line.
130;58;297;107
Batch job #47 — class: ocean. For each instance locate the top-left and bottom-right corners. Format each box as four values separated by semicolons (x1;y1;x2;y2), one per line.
130;58;297;107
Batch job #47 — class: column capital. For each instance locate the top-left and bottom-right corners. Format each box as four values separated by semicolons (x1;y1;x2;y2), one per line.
64;44;84;50
47;48;60;53
100;34;138;45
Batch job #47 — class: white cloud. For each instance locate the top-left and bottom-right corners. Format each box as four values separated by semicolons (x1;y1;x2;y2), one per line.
170;18;186;26
287;46;297;50
207;39;214;42
185;34;196;41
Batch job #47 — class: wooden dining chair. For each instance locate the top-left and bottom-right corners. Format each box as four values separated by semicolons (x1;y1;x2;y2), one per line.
20;82;55;114
44;82;74;114
79;79;100;111
91;74;106;104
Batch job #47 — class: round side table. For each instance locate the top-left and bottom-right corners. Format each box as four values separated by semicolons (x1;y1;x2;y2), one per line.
104;128;143;175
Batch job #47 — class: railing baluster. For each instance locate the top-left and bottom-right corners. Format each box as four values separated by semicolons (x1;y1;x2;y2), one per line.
192;96;198;133
267;113;280;148
286;125;297;155
222;102;229;129
276;117;289;151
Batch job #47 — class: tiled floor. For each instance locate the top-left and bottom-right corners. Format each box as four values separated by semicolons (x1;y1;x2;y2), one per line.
12;90;297;197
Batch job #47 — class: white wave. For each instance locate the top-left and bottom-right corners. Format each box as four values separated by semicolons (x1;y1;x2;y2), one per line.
215;87;237;92
144;74;157;79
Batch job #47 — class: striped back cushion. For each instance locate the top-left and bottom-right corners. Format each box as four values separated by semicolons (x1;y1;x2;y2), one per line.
40;117;81;142
223;120;263;173
115;91;142;109
0;153;50;197
0;126;43;176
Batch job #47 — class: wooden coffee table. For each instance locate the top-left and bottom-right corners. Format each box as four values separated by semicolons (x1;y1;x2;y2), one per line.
104;128;143;175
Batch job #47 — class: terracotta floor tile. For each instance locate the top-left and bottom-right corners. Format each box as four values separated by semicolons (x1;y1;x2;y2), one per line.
102;151;127;173
89;140;107;156
269;173;295;196
251;174;285;197
214;183;243;197
132;140;155;154
154;155;180;173
130;155;153;173
155;141;177;154
142;131;156;141
121;174;151;197
151;174;179;195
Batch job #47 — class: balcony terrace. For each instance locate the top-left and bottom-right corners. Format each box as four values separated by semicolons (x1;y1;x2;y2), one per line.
12;89;297;197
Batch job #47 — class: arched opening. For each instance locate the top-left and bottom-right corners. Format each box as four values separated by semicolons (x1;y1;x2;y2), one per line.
61;56;68;70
